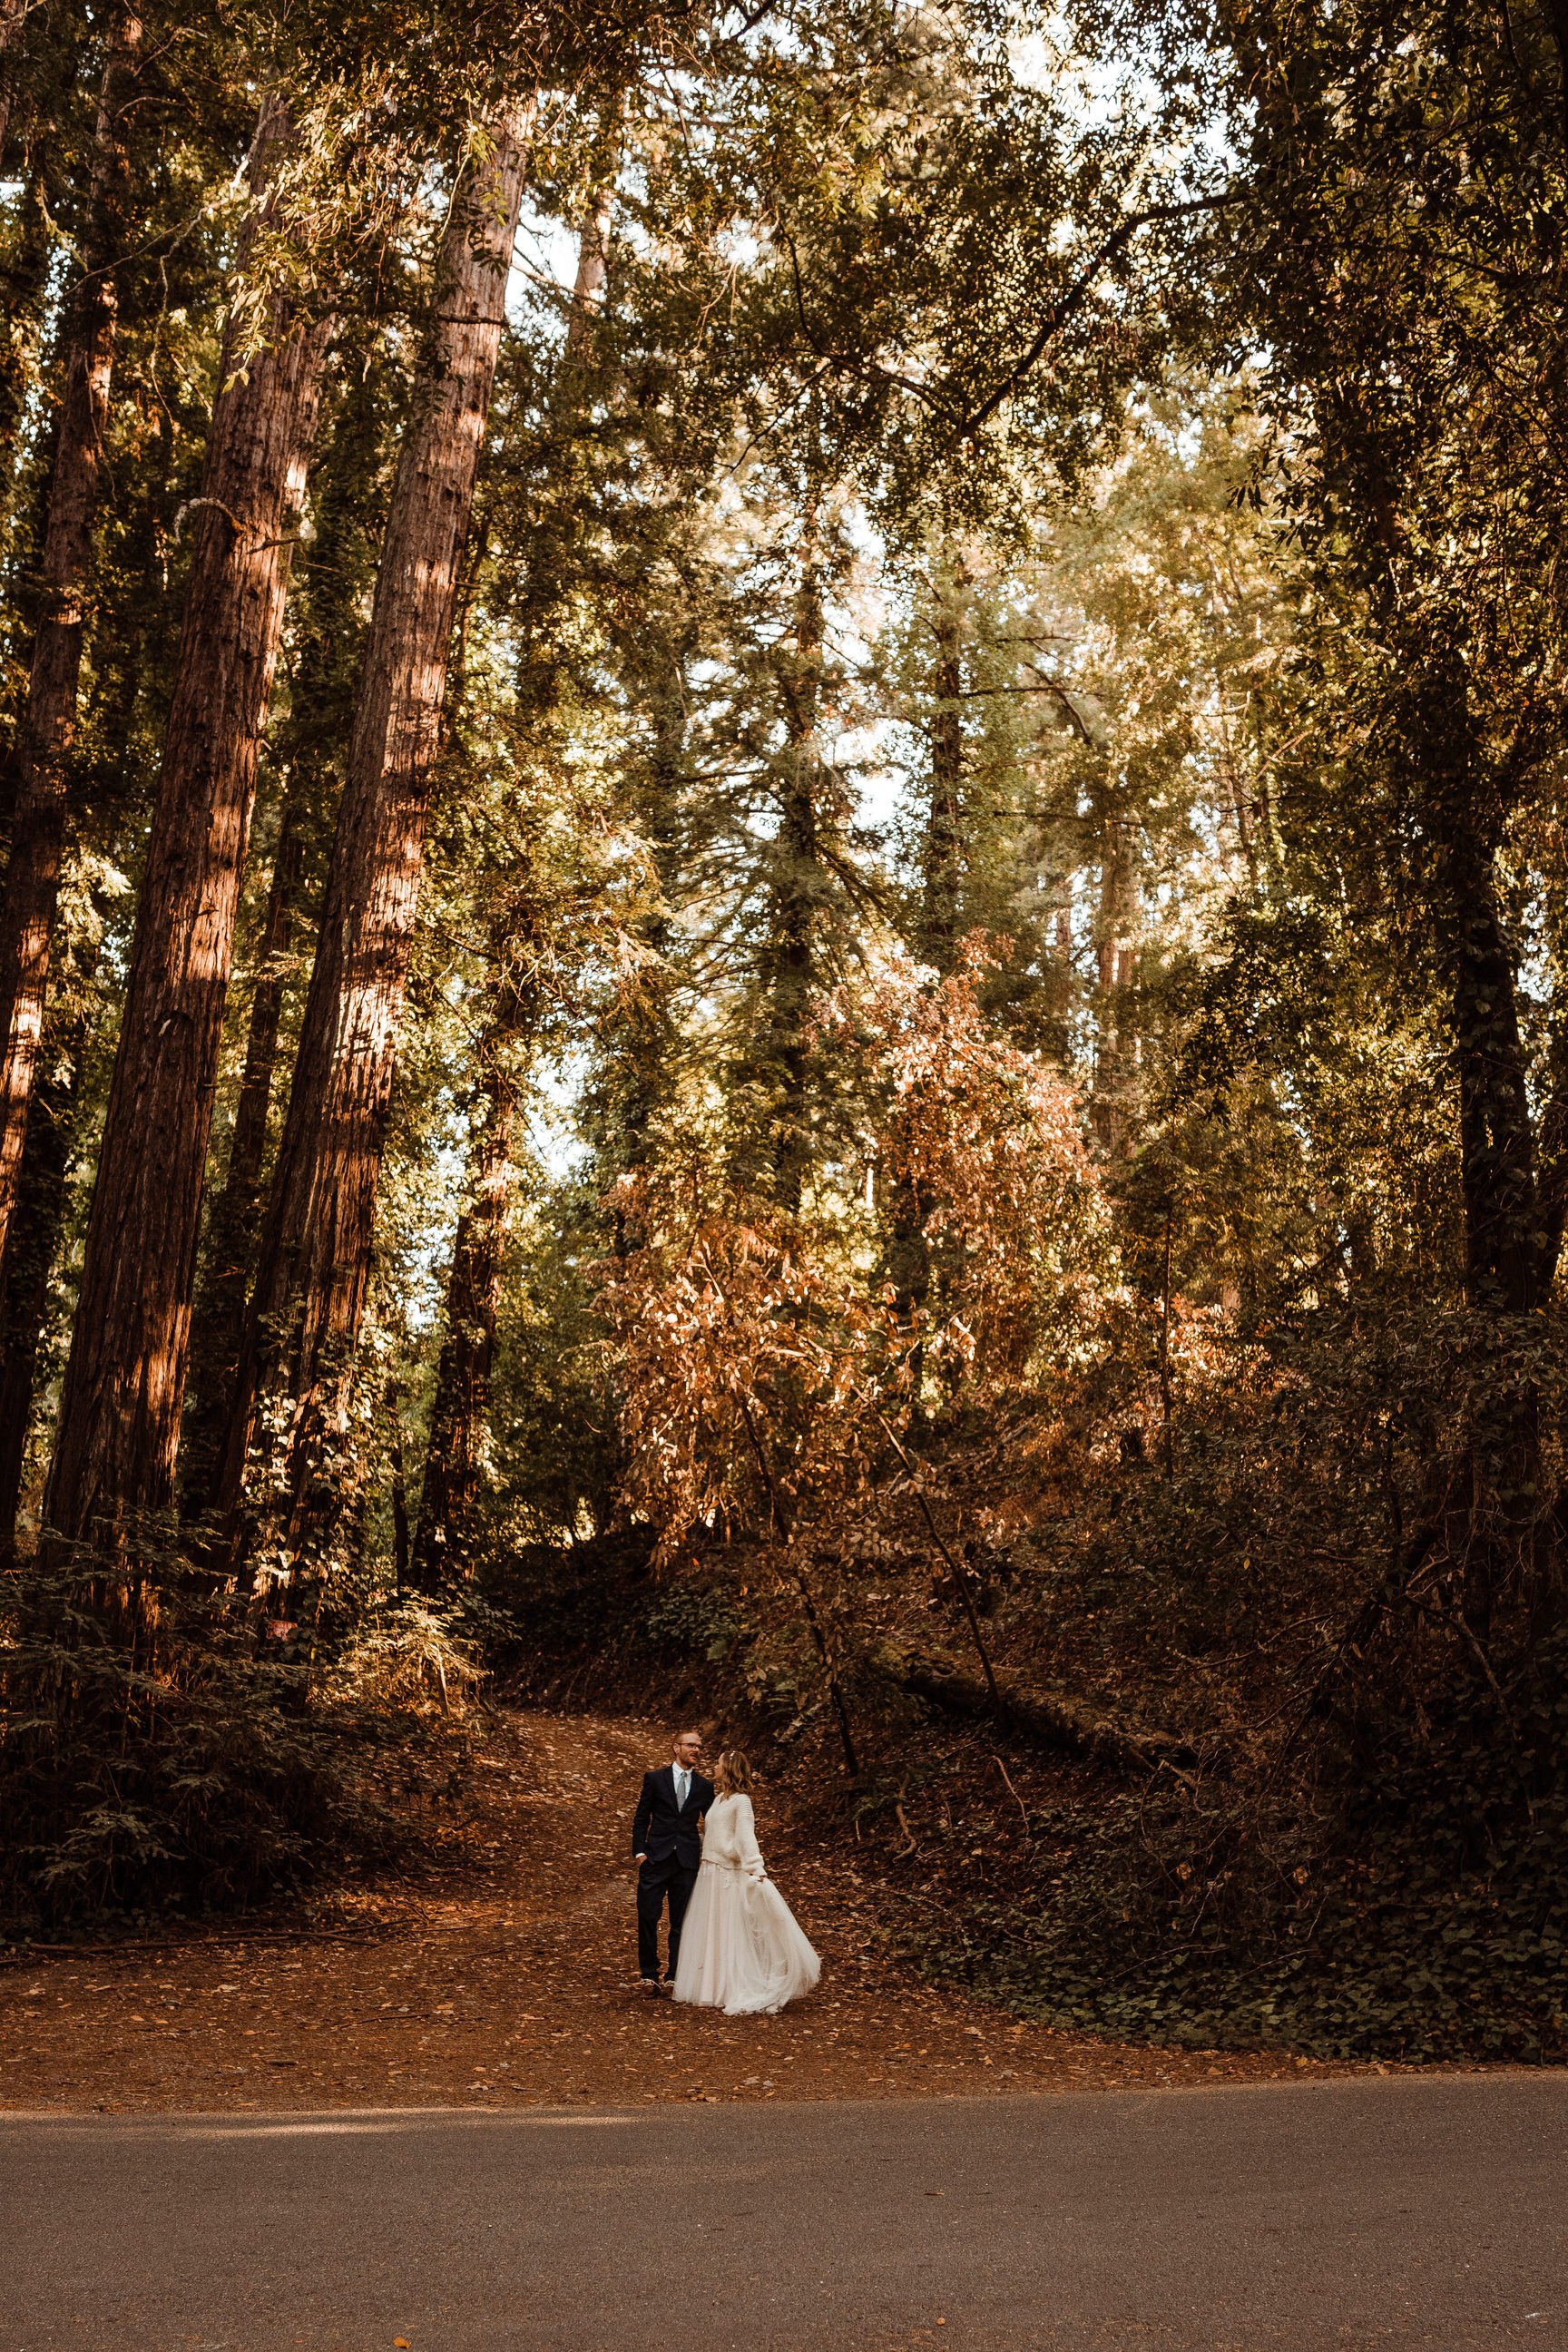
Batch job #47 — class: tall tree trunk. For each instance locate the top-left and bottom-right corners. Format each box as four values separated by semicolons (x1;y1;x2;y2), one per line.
1535;1012;1568;1298
179;773;307;1515
617;680;684;1182
217;97;536;1561
43;96;333;1558
558;173;614;377
918;571;964;974
181;344;396;1519
1446;832;1549;1622
1398;649;1557;1619
767;547;826;1212
0;997;90;1560
513;161;619;693
408;164;613;1582
1448;848;1540;1317
387;1377;410;1590
896;564;965;1369
1090;805;1135;1152
0;178;52;641
0;9;142;1270
409;1056;516;1592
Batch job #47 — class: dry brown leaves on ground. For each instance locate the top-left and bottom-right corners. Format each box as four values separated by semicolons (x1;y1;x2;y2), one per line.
0;1708;1362;2113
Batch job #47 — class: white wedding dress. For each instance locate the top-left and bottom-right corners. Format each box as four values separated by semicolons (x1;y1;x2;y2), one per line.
671;1792;820;2014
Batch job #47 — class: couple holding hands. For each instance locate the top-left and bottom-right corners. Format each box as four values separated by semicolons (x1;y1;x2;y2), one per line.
632;1729;820;2015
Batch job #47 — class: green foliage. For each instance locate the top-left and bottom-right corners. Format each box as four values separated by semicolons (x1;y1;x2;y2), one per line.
0;1560;473;1928
932;1631;1568;2063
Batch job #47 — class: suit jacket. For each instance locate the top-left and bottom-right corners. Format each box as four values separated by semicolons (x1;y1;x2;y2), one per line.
632;1765;713;1870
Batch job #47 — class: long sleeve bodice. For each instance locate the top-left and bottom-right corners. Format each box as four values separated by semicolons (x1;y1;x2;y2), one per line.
675;1791;819;2013
701;1793;765;1877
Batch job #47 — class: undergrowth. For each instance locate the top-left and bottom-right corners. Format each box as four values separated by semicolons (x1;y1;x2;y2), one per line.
901;1622;1568;2063
495;1504;1568;2060
0;1558;481;1933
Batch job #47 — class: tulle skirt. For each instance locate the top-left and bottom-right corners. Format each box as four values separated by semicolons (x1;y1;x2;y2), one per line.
672;1861;821;2014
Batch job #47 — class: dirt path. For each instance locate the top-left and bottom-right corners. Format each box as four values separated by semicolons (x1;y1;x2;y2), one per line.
0;1708;1353;2112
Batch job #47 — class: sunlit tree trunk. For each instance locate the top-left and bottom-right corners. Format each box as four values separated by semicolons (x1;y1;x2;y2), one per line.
0;10;142;1269
179;774;306;1514
181;351;391;1517
411;167;614;1583
218;97;536;1562
43;95;334;1556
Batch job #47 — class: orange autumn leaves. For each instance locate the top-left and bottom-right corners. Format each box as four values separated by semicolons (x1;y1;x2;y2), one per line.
597;941;1110;1562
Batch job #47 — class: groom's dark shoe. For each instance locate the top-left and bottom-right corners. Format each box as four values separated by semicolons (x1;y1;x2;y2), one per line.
638;1976;660;1995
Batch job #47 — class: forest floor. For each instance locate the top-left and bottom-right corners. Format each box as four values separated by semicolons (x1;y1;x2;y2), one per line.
0;1707;1367;2114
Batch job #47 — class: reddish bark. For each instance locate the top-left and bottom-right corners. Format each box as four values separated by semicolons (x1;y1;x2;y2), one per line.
405;165;617;1583
179;776;307;1516
181;351;395;1519
218;99;536;1547
43;98;334;1553
0;10;142;1270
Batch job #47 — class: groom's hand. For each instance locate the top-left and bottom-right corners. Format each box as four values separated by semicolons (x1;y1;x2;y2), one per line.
634;1852;647;1865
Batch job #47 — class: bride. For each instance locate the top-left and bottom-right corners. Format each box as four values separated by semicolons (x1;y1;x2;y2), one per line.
672;1749;820;2014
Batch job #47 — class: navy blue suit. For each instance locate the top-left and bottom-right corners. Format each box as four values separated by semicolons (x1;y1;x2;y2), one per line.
633;1764;713;1983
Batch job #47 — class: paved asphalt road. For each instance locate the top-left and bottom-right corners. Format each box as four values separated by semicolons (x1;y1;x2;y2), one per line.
2;2075;1564;2351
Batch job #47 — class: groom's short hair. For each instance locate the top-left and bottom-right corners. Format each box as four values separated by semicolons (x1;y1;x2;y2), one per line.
671;1726;701;1749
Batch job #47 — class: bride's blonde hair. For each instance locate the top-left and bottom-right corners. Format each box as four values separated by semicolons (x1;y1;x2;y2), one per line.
717;1748;753;1794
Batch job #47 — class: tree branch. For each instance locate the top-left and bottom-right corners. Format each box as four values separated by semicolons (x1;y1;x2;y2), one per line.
954;191;1240;441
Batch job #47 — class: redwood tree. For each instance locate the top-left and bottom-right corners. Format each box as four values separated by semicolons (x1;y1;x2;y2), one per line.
0;9;142;1269
43;94;334;1554
181;348;391;1517
218;95;536;1557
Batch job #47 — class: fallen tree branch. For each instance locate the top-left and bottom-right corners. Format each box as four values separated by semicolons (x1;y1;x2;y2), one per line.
873;1642;1198;1777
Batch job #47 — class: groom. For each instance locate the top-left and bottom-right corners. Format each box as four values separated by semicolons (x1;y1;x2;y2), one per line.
632;1728;714;1994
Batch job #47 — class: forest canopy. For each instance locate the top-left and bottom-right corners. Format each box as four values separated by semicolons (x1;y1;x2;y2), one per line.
2;0;1566;2058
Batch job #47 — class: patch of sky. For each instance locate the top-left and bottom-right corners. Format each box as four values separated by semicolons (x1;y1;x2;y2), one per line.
530;1049;593;1183
506;203;585;339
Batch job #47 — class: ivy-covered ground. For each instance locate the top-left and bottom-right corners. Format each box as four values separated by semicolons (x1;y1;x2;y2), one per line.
507;1520;1568;2071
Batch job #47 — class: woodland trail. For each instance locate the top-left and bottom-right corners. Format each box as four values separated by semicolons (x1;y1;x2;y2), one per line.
0;1706;1367;2114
